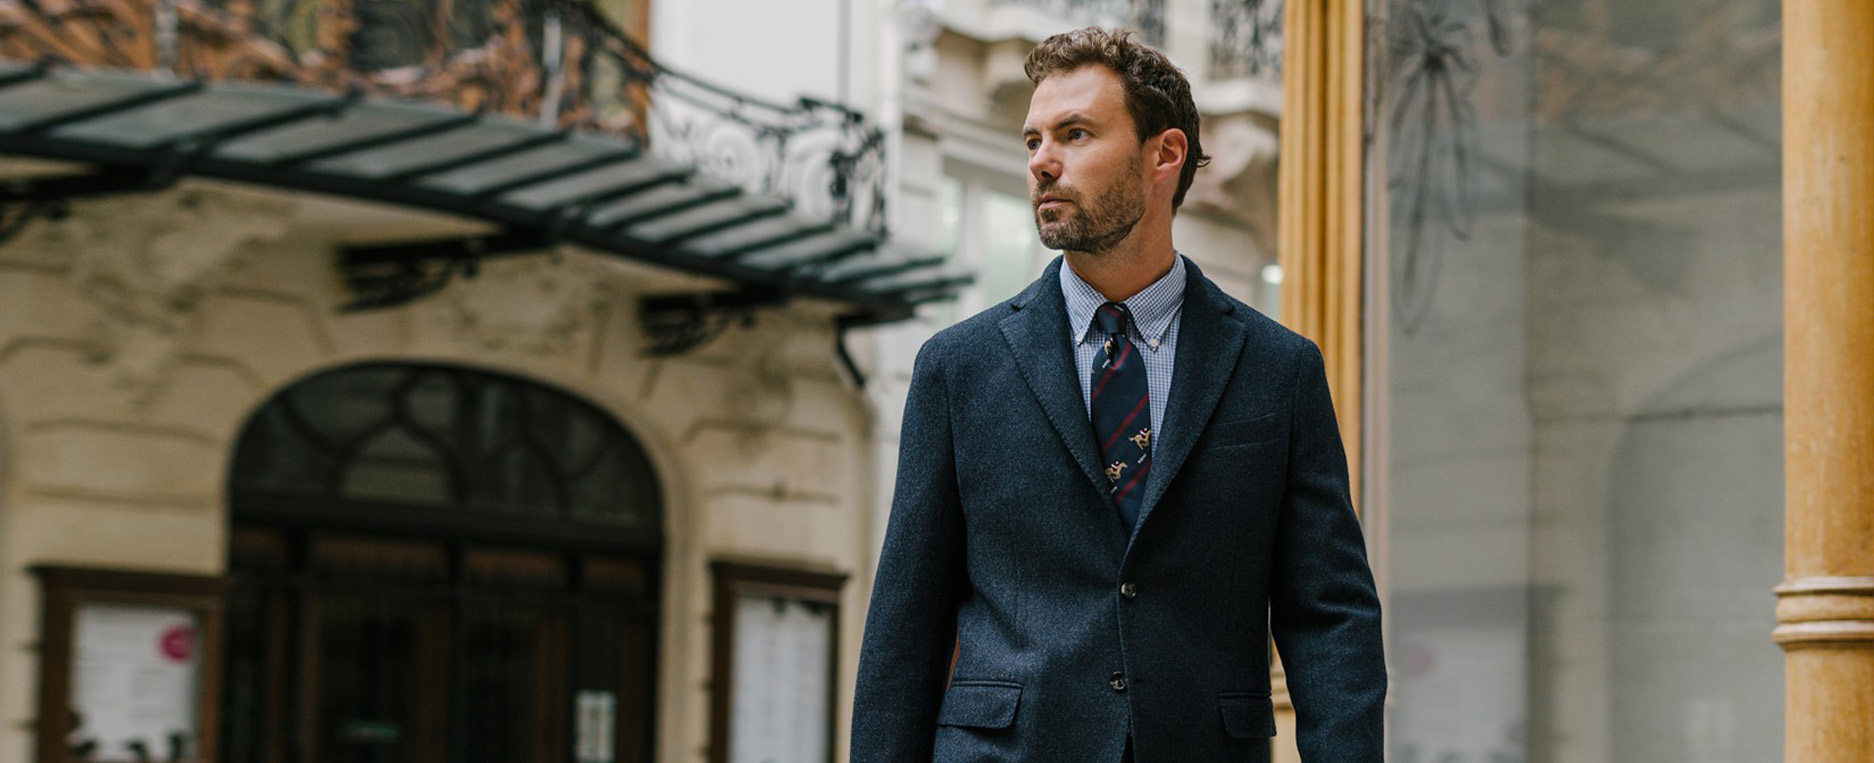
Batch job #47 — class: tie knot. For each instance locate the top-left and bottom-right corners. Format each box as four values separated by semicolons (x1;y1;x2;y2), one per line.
1094;302;1131;337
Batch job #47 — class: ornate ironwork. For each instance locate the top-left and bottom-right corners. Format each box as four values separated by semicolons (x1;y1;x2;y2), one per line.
990;0;1167;46
1209;0;1283;79
0;0;890;235
639;289;781;357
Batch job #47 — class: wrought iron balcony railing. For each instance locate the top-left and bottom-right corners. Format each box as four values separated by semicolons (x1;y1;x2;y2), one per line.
0;0;887;236
988;0;1167;47
1209;0;1282;79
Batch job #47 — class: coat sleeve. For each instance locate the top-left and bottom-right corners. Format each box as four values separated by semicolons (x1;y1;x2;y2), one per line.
1268;341;1388;761
850;341;968;763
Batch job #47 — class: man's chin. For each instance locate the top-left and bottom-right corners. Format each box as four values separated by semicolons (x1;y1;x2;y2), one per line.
1037;229;1085;251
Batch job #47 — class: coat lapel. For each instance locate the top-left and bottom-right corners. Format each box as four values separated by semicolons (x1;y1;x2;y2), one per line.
998;257;1115;505
1132;258;1247;535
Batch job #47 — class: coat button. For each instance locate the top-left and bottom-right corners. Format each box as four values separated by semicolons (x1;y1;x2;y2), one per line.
1119;581;1138;599
1109;672;1128;692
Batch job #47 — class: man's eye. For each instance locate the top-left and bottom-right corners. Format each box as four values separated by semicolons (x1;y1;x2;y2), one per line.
1068;128;1090;140
1026;138;1041;151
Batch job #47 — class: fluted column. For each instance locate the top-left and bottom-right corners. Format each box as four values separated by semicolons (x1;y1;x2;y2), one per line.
1276;1;1367;761
1776;1;1874;760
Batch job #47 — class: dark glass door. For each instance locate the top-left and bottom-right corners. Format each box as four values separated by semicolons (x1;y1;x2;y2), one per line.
222;527;656;763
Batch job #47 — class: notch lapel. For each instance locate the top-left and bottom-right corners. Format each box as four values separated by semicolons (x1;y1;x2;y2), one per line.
1131;260;1248;535
997;258;1116;507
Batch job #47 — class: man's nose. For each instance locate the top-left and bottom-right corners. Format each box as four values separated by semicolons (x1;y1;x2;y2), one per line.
1029;143;1060;184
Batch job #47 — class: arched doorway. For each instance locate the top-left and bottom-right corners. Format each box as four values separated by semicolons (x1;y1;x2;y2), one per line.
221;363;662;763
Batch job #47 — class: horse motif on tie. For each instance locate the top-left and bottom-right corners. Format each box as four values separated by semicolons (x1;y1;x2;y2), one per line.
1106;461;1129;483
1130;429;1151;452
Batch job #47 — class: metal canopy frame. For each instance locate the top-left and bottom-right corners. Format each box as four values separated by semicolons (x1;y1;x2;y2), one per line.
0;63;969;342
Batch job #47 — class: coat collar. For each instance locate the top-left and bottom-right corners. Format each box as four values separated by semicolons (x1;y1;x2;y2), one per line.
999;255;1248;546
1132;257;1246;537
999;257;1111;510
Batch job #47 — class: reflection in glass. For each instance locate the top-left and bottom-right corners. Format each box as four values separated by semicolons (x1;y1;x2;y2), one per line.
1372;0;1783;761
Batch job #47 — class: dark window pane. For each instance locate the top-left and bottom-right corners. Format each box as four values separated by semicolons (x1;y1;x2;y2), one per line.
460;603;545;763
317;594;423;763
232;404;343;498
288;366;404;445
343;427;453;505
402;371;459;445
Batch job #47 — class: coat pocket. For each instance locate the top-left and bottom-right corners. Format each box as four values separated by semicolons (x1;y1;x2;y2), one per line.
1208;413;1281;448
937;680;1022;729
1218;691;1277;739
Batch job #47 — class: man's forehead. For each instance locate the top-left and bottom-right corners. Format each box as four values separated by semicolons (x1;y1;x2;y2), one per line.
1024;66;1125;131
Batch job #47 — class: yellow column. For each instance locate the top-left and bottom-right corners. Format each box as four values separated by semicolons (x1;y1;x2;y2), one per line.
1279;0;1365;493
1776;2;1874;761
1277;1;1366;761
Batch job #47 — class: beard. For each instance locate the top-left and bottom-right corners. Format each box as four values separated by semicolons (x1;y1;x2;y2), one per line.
1032;156;1147;254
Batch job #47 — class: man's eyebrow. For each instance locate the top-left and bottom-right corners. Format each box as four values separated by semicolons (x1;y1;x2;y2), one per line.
1023;112;1098;136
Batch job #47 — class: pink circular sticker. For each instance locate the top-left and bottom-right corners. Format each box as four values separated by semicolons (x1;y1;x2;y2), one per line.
159;624;195;663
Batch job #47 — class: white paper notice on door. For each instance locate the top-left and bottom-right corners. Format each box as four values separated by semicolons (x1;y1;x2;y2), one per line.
730;595;831;763
574;690;616;763
69;604;200;762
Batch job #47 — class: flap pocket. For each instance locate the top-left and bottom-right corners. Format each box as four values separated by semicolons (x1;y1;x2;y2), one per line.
1218;692;1277;739
1209;413;1281;448
937;681;1022;729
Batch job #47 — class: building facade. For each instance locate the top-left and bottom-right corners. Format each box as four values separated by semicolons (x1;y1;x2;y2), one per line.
0;1;960;762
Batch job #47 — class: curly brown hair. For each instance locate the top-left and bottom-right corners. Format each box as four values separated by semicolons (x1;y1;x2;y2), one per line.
1024;27;1211;209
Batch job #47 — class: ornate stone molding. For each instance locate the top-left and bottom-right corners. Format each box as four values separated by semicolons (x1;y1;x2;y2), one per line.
1774;576;1874;649
52;189;290;406
1184;111;1279;254
430;248;616;357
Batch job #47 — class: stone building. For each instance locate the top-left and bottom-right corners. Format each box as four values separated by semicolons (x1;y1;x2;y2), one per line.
0;1;962;762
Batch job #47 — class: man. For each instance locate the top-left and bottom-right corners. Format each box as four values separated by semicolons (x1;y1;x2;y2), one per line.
852;27;1385;763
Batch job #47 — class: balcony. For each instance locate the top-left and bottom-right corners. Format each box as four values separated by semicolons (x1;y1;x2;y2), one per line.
0;0;967;340
1208;0;1282;80
987;0;1168;46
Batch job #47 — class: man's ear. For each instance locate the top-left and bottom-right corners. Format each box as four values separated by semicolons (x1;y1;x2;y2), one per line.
1151;128;1189;186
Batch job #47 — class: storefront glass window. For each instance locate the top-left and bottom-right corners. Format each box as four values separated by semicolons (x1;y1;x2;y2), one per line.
1368;1;1783;760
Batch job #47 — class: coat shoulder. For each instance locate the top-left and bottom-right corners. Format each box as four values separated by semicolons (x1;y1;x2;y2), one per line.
910;295;1022;370
1207;283;1320;364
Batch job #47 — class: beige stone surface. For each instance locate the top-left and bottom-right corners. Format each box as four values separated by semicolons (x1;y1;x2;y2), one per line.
688;427;845;500
19;424;223;507
196;290;337;389
0;267;88;347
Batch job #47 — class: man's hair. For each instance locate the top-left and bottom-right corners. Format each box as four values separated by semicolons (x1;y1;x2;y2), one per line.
1024;27;1211;209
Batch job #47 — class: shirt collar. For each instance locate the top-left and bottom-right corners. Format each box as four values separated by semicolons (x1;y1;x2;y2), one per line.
1061;253;1186;349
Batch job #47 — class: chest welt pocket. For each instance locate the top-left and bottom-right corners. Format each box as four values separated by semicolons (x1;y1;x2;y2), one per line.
1219;691;1277;739
937;681;1022;729
1208;413;1281;449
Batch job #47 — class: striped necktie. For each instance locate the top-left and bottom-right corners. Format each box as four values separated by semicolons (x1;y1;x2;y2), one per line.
1090;302;1151;530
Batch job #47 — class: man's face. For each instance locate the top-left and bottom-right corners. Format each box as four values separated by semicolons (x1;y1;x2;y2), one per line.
1023;65;1150;254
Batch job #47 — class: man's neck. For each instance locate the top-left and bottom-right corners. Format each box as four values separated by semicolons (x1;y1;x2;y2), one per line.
1063;226;1177;302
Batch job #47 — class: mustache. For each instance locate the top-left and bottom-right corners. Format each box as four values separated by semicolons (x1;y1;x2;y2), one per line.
1031;184;1077;206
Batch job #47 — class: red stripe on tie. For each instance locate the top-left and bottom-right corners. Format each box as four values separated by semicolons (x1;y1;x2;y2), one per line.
1114;457;1151;502
1090;342;1134;401
1103;396;1149;451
